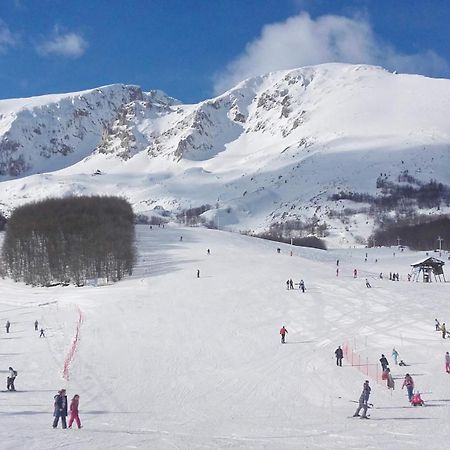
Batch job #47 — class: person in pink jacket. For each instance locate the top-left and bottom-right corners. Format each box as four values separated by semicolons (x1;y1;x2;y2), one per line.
280;326;288;344
401;374;414;401
445;351;450;373
68;394;82;429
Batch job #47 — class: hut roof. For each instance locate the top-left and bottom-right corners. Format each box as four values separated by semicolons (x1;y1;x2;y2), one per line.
411;257;445;268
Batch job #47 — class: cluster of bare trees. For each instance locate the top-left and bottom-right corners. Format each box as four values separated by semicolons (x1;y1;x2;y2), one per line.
371;216;450;250
1;196;136;286
331;177;450;212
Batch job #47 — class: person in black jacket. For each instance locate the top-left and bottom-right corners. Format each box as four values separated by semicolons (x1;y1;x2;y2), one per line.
379;354;389;371
53;389;68;429
335;346;344;366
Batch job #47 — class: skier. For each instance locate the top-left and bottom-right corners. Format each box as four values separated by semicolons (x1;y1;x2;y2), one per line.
39;328;45;338
180;236;183;241
379;354;389;371
353;380;371;418
6;366;17;391
207;249;210;255
336;259;339;266
68;394;82;429
410;391;425;406
53;389;68;429
335;346;343;366
5;320;10;333
197;269;200;278
286;280;290;290
401;373;414;401
299;280;305;293
392;348;399;365
435;318;440;331
289;279;294;290
441;322;447;339
34;320;39;331
365;279;371;288
280;326;288;344
445;351;450;373
336;268;339;277
353;269;357;278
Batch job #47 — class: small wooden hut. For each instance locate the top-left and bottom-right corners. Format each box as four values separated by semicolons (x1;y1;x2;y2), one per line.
411;257;446;282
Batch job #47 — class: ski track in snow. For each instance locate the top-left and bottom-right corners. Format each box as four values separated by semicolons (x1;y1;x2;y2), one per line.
0;225;450;449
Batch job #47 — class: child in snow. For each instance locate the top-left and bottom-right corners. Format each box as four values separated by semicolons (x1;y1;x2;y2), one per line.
410;391;424;406
392;348;399;365
68;394;82;428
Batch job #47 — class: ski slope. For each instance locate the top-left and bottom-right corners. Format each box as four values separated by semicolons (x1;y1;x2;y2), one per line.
1;225;450;449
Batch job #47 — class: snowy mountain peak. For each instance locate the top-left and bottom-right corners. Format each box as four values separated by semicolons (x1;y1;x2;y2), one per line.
1;63;450;244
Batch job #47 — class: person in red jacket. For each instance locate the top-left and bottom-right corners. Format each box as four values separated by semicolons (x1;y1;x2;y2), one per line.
68;394;82;429
280;326;288;344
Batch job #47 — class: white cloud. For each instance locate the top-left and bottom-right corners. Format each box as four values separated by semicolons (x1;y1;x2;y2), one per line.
214;12;450;94
0;19;16;53
37;30;88;58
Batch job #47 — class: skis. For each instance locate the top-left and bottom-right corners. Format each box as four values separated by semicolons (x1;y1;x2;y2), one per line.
348;415;370;419
349;400;373;408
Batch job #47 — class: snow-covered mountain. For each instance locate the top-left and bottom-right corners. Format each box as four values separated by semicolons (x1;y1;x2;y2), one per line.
1;63;450;244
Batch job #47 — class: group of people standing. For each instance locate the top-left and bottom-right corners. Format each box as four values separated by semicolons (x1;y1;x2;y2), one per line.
53;389;82;429
285;279;305;292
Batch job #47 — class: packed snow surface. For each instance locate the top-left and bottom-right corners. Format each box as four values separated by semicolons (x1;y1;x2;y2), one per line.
1;225;450;449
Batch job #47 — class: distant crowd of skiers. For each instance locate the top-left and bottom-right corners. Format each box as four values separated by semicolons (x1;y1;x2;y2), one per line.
4;320;47;403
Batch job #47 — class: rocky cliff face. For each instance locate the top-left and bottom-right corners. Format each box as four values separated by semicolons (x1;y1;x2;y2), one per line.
0;84;143;177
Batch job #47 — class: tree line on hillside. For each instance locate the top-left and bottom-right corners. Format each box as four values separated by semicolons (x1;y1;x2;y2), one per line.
0;213;6;231
330;176;450;212
0;196;136;286
370;216;450;251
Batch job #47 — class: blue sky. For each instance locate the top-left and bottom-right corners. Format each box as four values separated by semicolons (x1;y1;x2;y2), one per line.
1;0;450;102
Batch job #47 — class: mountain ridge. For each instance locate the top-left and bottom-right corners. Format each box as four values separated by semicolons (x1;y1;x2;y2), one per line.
1;63;450;245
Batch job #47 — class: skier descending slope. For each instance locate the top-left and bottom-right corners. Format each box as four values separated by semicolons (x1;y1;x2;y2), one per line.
280;326;288;344
353;380;371;419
